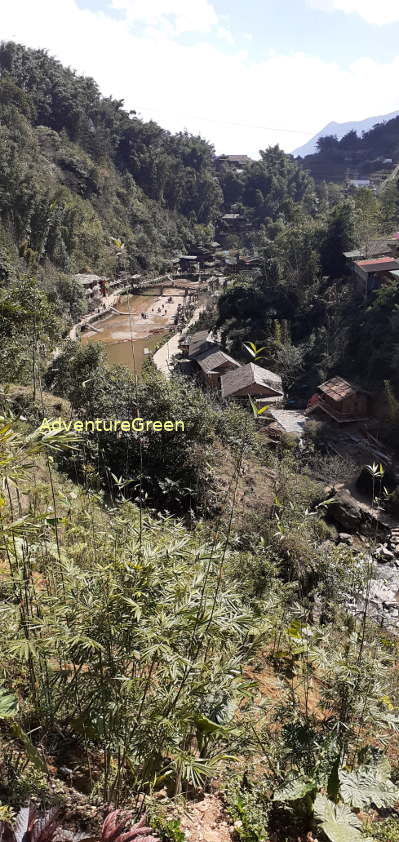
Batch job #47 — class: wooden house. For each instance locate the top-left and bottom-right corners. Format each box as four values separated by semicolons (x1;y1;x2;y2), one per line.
187;330;217;359
178;255;199;273
194;348;240;388
75;273;108;309
216;154;252;173
221;363;283;401
306;376;370;423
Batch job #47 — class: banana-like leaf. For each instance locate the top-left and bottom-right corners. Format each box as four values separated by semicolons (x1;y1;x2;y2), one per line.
194;713;228;734
13;806;30;842
30;808;60;842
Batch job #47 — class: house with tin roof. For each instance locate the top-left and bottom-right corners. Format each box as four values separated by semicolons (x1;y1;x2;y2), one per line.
353;256;399;295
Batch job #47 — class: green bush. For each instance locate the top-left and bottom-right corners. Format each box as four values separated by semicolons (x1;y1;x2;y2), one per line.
225;779;271;842
364;817;399;841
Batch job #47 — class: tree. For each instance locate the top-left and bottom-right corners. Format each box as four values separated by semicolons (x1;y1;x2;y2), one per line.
353;188;383;257
320;202;355;278
0;277;62;388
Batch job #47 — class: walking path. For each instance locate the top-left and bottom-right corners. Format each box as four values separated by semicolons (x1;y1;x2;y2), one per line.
152;305;205;378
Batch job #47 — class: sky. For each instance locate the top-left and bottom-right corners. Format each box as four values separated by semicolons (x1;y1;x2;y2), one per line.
2;0;399;157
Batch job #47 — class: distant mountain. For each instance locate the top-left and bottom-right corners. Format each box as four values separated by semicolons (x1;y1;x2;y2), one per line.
293;110;399;157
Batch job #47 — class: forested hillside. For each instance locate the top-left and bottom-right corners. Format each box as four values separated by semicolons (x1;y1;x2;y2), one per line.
300;113;399;183
0;42;227;291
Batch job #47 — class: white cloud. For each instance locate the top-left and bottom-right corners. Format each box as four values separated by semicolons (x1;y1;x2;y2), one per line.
308;0;399;26
111;0;218;34
216;26;235;45
1;0;399;157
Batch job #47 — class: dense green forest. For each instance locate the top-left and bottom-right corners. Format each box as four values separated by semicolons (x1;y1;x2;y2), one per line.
1;42;399;842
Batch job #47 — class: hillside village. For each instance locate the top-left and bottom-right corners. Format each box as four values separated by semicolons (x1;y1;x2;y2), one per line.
2;38;399;842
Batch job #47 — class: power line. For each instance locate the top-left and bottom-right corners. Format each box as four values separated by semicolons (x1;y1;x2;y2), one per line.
134;104;313;135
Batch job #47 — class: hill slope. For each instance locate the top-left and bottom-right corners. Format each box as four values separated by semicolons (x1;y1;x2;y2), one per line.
293;109;399;157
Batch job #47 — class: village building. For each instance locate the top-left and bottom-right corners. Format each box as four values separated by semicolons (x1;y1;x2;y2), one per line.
189;245;216;263
221;213;241;222
306;376;371;423
218;213;248;236
216;154;252;173
186;330;218;359
193;348;240;388
348;178;372;189
221;363;284;402
352;256;399;294
108;274;139;295
344;237;394;263
262;409;307;442
75;273;108;309
178;255;199;273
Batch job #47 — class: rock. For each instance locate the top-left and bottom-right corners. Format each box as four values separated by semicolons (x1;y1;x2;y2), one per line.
327;496;363;532
203;832;221;842
375;546;395;562
338;532;352;545
327;490;391;537
197;802;208;812
383;601;399;611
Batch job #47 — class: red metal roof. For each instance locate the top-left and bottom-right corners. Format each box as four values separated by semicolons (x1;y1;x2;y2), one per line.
356;257;397;267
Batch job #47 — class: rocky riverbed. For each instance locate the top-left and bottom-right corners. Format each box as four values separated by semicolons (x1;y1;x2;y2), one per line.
323;484;399;630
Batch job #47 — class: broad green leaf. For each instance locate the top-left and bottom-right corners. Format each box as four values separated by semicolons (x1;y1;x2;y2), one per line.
273;777;315;802
0;684;18;718
339;763;399;809
9;721;47;773
194;714;227;734
314;795;373;842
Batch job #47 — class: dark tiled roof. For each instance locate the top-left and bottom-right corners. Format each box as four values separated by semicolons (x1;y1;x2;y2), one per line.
221;363;283;398
218;154;252;165
188;331;217;358
195;349;240;374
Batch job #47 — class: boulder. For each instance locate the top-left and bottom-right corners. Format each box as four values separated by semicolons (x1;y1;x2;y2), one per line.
375;545;395;563
327;496;363;533
338;532;352;545
327;489;391;537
